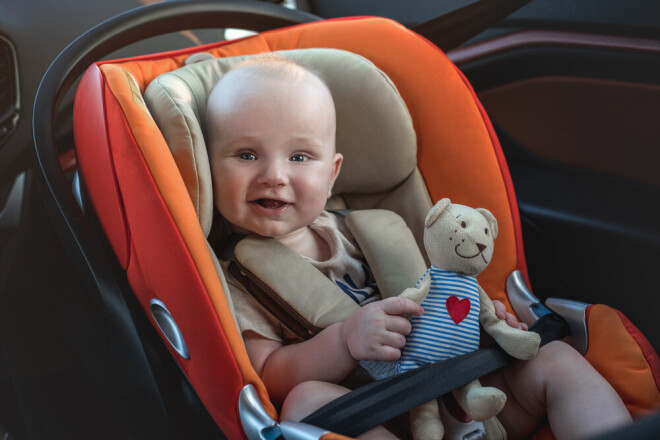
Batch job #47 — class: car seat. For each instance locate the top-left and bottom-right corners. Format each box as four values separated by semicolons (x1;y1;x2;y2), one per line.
36;6;659;440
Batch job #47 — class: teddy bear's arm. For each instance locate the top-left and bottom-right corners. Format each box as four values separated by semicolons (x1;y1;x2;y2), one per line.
479;287;540;360
399;270;431;306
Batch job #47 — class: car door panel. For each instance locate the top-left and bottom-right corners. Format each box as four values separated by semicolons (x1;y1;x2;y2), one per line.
450;31;660;349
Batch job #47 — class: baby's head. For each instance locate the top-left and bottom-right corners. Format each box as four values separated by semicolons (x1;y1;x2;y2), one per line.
206;54;342;241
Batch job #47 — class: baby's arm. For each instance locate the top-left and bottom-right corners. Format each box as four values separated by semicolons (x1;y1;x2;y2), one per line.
245;297;423;405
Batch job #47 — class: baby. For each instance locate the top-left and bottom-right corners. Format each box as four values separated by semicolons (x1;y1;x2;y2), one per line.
206;54;631;440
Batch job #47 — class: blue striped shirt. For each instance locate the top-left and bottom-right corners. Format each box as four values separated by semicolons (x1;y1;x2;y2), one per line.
397;267;481;373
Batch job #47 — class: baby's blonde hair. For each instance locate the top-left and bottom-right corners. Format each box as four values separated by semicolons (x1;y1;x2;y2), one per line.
206;53;335;150
227;53;328;88
233;53;305;77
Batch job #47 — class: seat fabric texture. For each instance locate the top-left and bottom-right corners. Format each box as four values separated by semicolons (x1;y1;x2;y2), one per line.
72;16;660;439
144;48;431;246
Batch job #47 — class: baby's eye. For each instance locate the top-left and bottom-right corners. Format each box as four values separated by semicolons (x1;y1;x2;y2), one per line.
238;152;256;161
290;154;307;162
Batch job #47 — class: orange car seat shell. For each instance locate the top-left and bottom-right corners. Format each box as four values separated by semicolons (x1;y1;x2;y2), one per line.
68;14;660;439
76;64;253;439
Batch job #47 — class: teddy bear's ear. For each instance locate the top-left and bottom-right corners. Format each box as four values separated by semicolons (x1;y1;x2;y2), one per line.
425;198;451;228
477;207;498;239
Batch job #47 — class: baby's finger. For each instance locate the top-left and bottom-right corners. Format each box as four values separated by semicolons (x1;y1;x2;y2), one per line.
385;316;413;336
505;314;520;329
492;300;507;320
380;331;407;350
381;297;424;317
373;344;402;362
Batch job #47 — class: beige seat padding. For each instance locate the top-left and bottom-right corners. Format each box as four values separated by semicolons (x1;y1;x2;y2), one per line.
144;48;429;240
233;209;428;337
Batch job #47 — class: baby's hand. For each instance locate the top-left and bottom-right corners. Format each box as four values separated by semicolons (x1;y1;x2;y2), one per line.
492;299;528;331
340;297;423;362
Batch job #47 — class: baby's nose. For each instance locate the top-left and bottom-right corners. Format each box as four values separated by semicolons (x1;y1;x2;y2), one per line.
258;161;288;186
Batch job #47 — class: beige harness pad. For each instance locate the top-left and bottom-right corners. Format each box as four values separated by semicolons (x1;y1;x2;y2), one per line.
233;210;427;340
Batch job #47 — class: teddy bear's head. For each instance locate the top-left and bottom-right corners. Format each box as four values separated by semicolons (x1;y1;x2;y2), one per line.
423;198;498;276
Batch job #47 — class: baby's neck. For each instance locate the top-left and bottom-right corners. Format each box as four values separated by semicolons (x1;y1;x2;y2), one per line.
277;226;330;262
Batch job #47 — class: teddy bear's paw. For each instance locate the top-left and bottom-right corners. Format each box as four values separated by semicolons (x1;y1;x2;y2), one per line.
410;417;444;440
410;401;444;440
464;387;507;421
499;331;541;360
483;416;507;440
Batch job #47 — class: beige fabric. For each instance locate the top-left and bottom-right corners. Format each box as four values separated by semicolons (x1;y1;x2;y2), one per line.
233;208;428;336
345;210;427;299
145;72;216;236
305;211;380;306
143;48;421;238
221;259;294;343
235;236;361;330
206;241;238;326
230;211;375;341
342;168;433;260
142;48;436;337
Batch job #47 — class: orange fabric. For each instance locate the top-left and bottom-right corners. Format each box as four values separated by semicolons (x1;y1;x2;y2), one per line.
86;16;660;438
100;36;272;94
454;65;530;285
93;17;526;419
585;304;660;416
93;18;524;415
74;65;133;268
98;18;521;309
321;433;355;440
98;64;275;420
528;425;555;440
101;89;243;437
257;17;520;309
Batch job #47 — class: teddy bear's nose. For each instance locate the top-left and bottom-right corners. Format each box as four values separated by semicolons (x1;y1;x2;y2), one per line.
477;243;487;252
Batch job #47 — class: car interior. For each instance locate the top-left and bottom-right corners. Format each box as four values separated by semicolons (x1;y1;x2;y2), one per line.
1;1;659;439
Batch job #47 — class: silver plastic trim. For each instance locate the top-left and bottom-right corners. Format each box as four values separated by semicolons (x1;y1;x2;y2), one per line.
238;386;330;440
439;398;486;440
0;172;25;230
149;299;190;359
280;421;329;440
545;297;589;355
506;270;541;326
238;385;280;440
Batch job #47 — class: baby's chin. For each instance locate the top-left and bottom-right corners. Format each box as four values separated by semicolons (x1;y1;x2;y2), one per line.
228;223;252;236
227;220;303;240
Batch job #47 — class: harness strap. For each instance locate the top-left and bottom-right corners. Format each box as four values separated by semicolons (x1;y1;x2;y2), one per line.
302;313;569;437
234;235;360;341
344;210;427;300
232;209;425;340
228;261;323;341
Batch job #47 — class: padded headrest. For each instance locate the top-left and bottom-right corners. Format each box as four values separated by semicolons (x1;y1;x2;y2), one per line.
144;48;417;237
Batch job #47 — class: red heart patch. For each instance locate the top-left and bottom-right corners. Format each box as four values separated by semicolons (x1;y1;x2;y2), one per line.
446;296;471;324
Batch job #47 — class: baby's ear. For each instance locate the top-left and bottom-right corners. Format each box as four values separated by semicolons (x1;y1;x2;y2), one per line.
425;198;451;228
327;152;344;197
477;207;498;239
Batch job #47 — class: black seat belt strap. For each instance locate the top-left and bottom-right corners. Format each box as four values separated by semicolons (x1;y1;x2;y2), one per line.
302;313;568;437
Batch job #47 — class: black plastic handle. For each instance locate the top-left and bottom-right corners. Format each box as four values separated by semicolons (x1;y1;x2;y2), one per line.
31;0;318;301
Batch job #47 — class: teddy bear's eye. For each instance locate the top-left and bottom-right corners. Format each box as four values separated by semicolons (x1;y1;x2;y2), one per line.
460;221;467;228
485;228;489;235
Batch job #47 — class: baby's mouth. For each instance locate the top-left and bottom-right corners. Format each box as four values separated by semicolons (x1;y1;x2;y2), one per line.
255;198;288;209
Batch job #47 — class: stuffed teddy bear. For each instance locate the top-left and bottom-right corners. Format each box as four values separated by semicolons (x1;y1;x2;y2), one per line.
398;198;541;440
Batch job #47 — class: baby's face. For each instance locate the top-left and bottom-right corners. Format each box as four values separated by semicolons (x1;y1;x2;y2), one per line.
207;70;342;241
